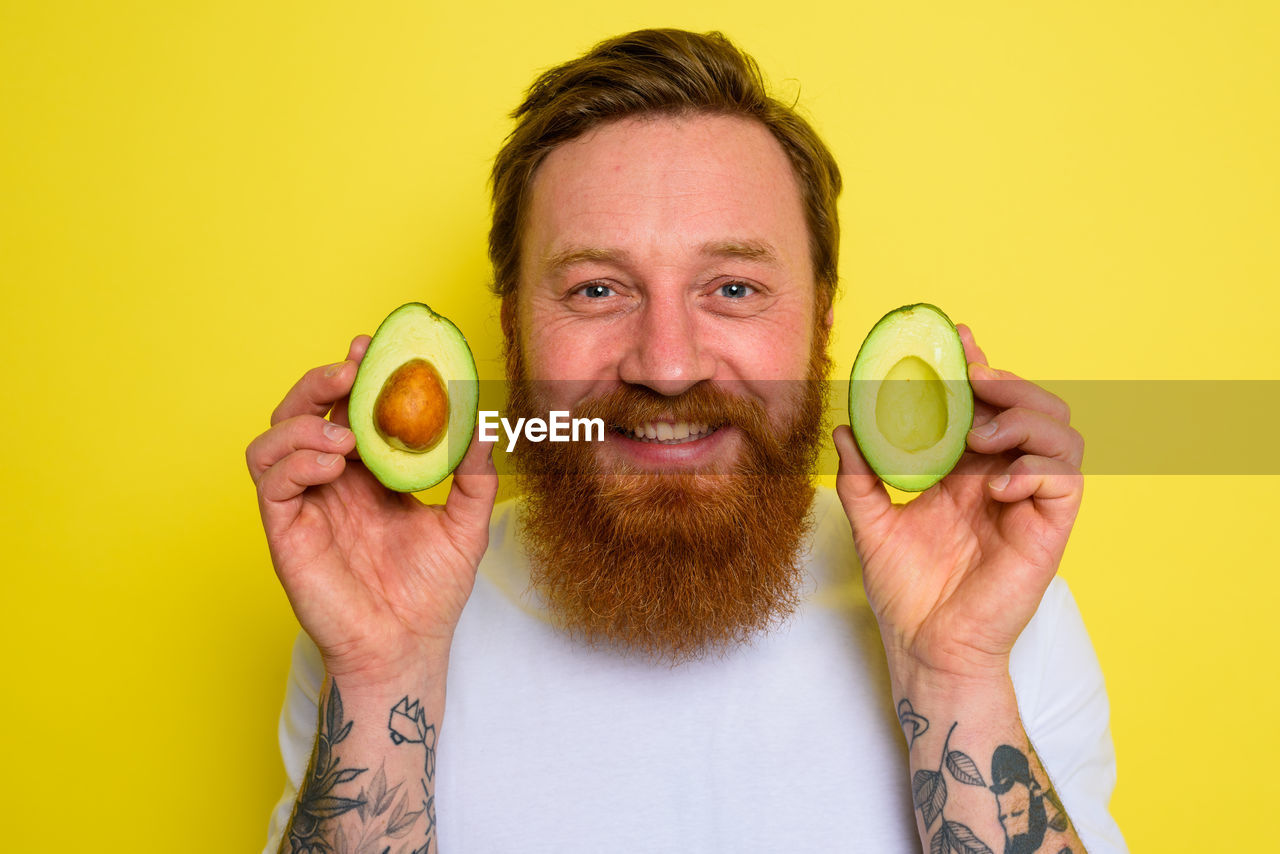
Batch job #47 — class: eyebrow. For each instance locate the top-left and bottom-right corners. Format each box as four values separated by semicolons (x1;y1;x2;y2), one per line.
705;239;779;264
541;239;780;277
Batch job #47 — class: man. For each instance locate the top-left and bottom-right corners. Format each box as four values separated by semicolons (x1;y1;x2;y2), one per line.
990;744;1071;854
249;29;1124;853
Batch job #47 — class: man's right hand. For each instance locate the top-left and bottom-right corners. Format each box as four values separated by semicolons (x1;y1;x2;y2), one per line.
246;334;499;690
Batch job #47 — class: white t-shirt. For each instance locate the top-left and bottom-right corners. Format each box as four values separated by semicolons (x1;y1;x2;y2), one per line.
264;487;1126;852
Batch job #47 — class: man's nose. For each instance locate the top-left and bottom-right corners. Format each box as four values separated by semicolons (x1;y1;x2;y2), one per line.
617;294;716;396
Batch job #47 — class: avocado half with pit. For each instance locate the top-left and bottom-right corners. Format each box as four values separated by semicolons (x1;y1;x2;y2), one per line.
848;304;974;492
348;303;479;492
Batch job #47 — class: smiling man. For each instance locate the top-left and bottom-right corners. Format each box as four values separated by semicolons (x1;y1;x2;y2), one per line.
504;111;833;661
251;29;1126;853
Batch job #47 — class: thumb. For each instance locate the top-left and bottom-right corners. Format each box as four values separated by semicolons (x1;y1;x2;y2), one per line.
444;423;499;533
833;425;893;537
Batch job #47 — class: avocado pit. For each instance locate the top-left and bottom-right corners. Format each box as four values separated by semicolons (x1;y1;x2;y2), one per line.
875;356;947;452
373;358;449;453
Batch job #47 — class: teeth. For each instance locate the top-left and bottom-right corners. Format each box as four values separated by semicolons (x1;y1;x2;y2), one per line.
626;421;718;443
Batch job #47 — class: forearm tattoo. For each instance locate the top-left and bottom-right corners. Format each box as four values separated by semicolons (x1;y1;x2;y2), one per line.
284;680;437;854
388;696;438;844
900;698;1073;854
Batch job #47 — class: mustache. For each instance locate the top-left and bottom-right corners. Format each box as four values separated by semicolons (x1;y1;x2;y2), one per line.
560;380;780;436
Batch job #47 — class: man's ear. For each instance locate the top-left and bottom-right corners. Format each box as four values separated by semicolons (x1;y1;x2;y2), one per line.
824;306;834;328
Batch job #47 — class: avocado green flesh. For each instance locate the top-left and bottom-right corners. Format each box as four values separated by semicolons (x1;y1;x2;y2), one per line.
349;303;478;492
849;304;973;492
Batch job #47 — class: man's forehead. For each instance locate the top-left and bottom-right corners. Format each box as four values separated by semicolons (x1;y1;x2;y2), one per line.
531;116;797;199
519;114;809;281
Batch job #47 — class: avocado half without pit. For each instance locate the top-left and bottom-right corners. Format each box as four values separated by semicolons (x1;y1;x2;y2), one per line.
848;304;974;492
348;303;479;492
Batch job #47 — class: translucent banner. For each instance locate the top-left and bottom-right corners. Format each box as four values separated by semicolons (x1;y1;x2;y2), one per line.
433;380;1280;477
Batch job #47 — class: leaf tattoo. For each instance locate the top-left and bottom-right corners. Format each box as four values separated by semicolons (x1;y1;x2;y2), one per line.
387;792;425;838
913;769;947;829
946;749;986;787
931;820;994;854
1046;784;1070;833
281;681;437;854
287;680;367;854
901;704;996;854
903;700;1078;854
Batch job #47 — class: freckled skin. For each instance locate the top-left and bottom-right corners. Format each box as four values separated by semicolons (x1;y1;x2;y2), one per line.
374;358;449;452
515;113;828;472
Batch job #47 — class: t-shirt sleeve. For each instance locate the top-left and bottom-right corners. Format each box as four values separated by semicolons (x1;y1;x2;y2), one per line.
261;630;325;854
1011;576;1128;853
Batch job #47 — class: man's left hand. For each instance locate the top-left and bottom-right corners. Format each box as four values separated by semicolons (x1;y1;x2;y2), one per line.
833;324;1084;684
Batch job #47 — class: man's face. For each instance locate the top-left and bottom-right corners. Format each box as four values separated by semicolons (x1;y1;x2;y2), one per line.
504;111;831;661
514;112;822;470
996;782;1033;843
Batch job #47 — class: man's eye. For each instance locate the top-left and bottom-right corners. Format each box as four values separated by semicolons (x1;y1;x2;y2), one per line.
580;283;614;298
718;281;753;299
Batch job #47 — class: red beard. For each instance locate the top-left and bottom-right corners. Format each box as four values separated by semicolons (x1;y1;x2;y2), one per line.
505;323;832;663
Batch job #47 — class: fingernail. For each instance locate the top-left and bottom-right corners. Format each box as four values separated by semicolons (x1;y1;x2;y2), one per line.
970;362;992;379
990;473;1010;490
324;361;347;377
324;422;351;441
971;420;998;439
317;452;340;467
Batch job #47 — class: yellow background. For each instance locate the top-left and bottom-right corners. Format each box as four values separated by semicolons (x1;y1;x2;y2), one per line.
2;2;1276;850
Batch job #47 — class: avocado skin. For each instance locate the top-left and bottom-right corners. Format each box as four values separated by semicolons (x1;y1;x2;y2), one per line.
349;303;479;492
848;303;974;492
